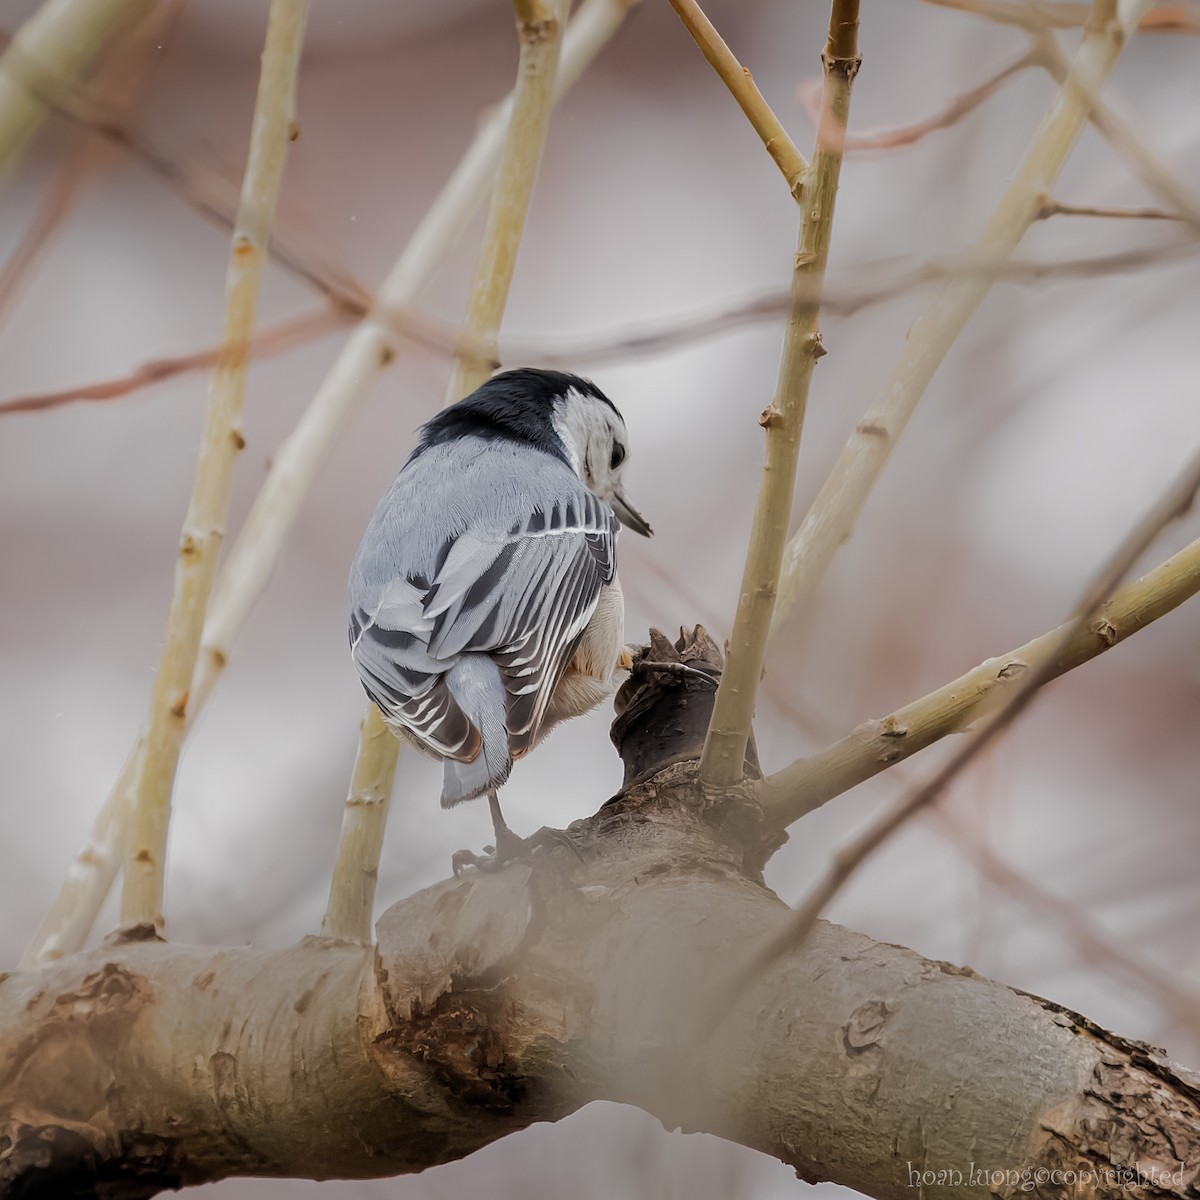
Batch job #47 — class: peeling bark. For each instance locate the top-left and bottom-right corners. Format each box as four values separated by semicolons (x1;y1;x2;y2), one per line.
3;632;1200;1197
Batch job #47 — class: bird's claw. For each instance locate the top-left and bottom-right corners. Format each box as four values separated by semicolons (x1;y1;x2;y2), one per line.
450;824;584;876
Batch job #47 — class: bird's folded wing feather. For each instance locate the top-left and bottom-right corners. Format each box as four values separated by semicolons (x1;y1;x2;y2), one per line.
351;481;617;762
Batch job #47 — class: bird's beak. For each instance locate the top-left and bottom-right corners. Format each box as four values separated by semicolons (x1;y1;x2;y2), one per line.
612;488;653;537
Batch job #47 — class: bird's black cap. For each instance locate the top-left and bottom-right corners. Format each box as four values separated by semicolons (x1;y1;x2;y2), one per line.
412;368;617;464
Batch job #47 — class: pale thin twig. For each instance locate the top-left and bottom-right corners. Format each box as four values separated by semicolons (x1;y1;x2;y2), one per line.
1036;199;1182;221
666;0;808;198
699;0;862;788
121;0;311;933
715;438;1200;1024
322;0;574;944
760;533;1200;826
21;0;638;967
768;0;1154;642
445;0;571;400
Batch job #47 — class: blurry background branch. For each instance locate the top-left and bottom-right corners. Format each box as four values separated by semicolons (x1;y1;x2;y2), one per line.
922;0;1200;33
0;0;154;176
4;231;1197;418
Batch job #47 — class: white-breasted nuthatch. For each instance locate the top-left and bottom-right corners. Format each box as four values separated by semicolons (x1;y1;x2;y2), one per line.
348;368;651;863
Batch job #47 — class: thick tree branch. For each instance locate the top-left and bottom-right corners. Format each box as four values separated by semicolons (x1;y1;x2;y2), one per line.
699;0;860;787
4;763;1200;1196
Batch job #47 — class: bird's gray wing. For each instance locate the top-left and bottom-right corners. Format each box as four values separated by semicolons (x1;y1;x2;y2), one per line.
421;486;617;758
350;468;616;763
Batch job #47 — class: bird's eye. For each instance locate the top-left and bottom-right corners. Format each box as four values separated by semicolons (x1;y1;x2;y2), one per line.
610;443;626;470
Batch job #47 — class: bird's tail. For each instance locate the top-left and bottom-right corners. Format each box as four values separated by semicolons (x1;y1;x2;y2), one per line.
440;654;512;808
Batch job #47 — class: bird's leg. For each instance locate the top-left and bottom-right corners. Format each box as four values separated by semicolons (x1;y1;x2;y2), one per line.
450;790;584;877
487;790;525;860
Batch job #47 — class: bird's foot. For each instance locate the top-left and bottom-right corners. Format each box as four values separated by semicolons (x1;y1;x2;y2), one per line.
451;824;584;877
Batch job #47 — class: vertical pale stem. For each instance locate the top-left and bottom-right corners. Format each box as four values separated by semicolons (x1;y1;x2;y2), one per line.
320;0;572;943
0;0;154;177
699;0;861;788
21;0;637;968
120;0;310;933
768;0;1152;640
447;0;571;400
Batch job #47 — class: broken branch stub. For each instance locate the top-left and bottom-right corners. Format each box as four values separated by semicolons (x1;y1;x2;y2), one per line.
610;625;760;791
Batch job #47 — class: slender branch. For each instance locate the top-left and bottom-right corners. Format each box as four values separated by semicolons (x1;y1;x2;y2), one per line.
20;0;638;968
1036;198;1182;220
323;0;571;942
720;439;1200;1019
666;0;808;198
445;0;571;400
0;308;348;416
1040;41;1200;233
319;714;402;942
0;0;154;176
797;48;1039;153
120;0;310;933
768;0;1153;642
760;532;1200;826
698;0;861;788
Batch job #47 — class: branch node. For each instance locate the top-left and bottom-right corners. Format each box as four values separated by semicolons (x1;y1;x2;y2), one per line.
821;51;862;82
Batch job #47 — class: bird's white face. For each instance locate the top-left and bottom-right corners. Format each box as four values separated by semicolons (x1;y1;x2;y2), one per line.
552;388;652;536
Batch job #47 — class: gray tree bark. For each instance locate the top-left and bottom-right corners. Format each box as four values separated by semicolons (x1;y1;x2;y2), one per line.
3;633;1199;1198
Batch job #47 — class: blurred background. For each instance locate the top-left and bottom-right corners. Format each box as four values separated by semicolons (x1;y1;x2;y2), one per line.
2;0;1199;1196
